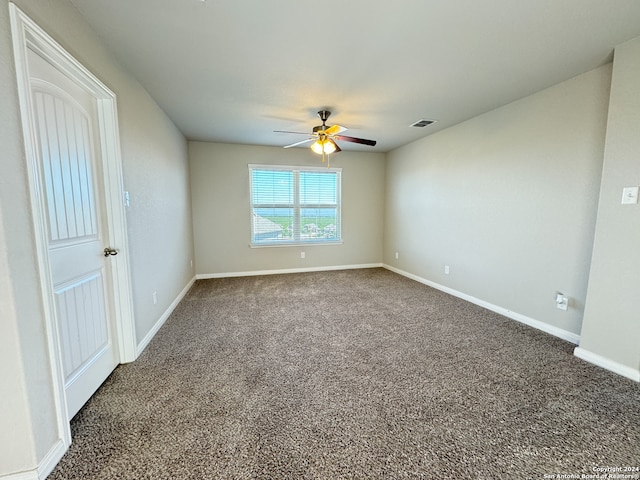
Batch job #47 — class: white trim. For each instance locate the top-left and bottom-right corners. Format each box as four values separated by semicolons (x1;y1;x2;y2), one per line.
9;1;72;453
0;471;38;480
574;347;640;382
196;263;383;279
36;438;67;479
98;96;137;362
383;264;581;345
136;277;197;357
248;163;342;173
0;436;66;480
249;241;344;249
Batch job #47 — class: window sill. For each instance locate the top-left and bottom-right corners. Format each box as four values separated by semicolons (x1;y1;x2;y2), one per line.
249;241;344;249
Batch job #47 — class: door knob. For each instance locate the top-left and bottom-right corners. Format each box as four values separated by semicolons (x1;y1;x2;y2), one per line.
104;247;118;257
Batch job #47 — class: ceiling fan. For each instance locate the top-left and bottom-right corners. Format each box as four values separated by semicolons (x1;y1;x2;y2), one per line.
275;110;376;165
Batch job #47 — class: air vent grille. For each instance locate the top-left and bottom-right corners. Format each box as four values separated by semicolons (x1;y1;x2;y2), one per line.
410;119;436;128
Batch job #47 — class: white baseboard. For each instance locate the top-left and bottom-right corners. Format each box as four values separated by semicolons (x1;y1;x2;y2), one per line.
383;264;581;345
0;470;37;480
36;438;67;479
196;263;383;280
0;437;66;480
574;347;640;382
136;276;196;357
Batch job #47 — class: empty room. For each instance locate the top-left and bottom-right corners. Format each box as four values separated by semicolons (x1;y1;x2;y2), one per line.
1;1;639;479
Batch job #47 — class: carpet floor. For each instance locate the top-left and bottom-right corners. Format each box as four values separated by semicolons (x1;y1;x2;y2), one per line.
49;268;640;479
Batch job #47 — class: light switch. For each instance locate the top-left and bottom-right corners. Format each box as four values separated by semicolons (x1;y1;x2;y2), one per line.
621;186;639;205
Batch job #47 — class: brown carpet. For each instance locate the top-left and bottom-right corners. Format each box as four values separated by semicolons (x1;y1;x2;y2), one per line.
49;268;640;479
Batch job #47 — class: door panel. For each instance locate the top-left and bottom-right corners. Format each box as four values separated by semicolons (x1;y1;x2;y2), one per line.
55;271;108;379
28;48;119;419
33;89;98;242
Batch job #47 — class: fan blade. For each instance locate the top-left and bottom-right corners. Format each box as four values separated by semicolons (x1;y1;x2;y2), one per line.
334;142;342;153
325;124;347;136
335;135;377;146
284;138;313;148
274;130;313;135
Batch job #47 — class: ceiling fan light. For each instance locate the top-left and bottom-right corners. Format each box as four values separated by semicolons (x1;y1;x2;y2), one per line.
310;140;324;155
310;138;337;155
323;139;337;154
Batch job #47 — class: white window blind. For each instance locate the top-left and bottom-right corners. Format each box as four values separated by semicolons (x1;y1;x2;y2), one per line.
249;165;342;246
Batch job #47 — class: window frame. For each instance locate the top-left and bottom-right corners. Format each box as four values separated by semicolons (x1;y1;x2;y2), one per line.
248;164;342;247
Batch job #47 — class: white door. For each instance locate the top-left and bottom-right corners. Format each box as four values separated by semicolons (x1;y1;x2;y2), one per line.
27;48;119;419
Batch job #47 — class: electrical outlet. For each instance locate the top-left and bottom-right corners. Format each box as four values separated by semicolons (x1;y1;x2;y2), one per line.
152;291;158;305
395;252;399;260
621;186;639;205
555;292;568;311
444;265;450;275
301;252;305;259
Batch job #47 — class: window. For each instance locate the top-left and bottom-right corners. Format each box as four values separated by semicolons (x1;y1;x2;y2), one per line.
249;165;342;246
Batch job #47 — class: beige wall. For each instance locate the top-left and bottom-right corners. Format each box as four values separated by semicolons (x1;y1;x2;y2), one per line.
384;65;612;338
189;142;385;275
117;86;194;342
579;36;640;376
0;0;194;475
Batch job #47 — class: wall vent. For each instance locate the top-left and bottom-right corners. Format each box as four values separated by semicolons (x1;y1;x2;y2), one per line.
410;119;437;128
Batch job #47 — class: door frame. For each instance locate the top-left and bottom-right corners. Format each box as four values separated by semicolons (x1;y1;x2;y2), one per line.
9;2;136;464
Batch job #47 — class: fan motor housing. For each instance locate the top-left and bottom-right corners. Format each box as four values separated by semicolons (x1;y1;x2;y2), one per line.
318;110;331;122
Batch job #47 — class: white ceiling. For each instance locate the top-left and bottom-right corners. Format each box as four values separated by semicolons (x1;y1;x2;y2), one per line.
69;0;640;152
